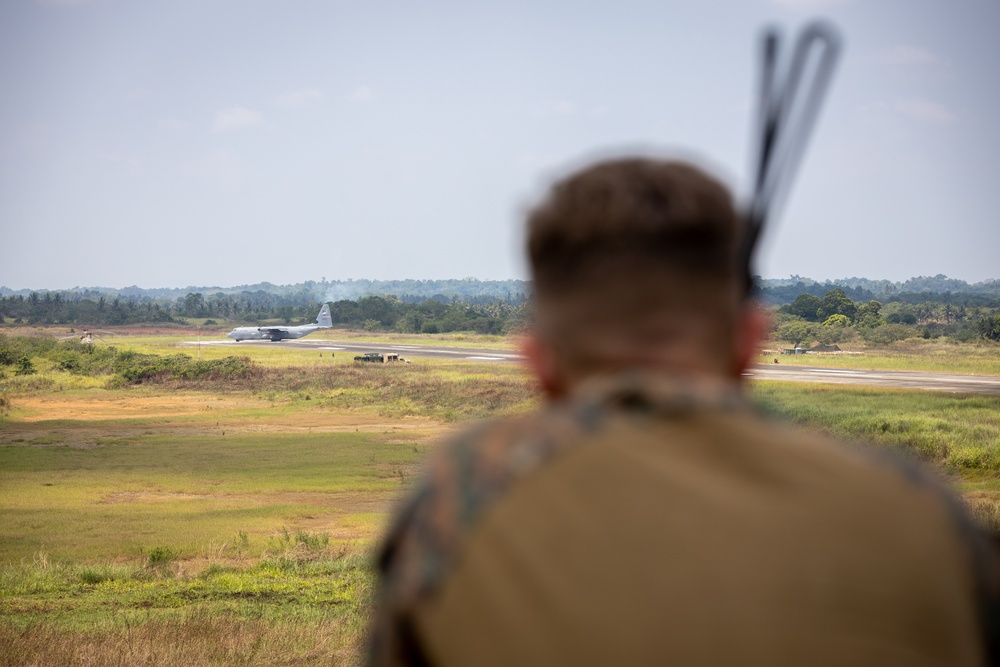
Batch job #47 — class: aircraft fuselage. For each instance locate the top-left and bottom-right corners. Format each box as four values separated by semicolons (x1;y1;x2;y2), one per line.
226;304;333;342
227;324;322;342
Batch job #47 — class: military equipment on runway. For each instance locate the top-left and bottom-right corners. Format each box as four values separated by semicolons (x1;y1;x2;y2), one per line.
354;352;404;363
227;304;333;342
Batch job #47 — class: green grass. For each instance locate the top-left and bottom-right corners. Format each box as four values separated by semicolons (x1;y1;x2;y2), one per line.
0;545;373;665
311;329;516;350
0;543;370;627
83;333;516;372
257;362;539;421
760;337;1000;375
749;381;1000;474
57;328;517;356
3;327;999;665
0;430;425;563
0;337;537;665
0;418;410;664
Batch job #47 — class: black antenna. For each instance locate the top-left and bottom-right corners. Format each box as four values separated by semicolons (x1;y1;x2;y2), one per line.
743;21;842;291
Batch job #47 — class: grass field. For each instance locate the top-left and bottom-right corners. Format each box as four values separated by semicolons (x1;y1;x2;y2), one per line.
0;388;440;665
1;327;999;665
20;323;1000;373
28;325;519;354
759;337;1000;375
1;546;374;665
0;339;540;666
749;382;1000;470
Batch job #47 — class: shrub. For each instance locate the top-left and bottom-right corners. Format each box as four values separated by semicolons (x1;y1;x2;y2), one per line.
14;356;36;376
861;323;916;346
147;546;175;568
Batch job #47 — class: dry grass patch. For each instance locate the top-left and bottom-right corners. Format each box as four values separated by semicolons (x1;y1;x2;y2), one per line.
2;390;451;449
9;392;269;422
2;615;364;667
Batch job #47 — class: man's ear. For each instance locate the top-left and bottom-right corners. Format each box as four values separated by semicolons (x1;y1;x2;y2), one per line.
520;333;566;399
731;305;768;380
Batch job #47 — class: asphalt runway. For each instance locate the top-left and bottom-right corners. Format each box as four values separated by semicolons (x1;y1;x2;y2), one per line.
747;364;1000;395
186;338;1000;395
191;337;524;363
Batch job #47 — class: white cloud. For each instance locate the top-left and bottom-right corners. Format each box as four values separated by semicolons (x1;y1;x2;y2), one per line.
211;106;263;133
157;117;187;131
882;45;939;66
276;88;323;108
892;98;956;124
348;85;375;102
105;153;141;173
768;0;851;8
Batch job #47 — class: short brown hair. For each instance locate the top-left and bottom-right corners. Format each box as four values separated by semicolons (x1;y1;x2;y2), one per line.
526;157;743;374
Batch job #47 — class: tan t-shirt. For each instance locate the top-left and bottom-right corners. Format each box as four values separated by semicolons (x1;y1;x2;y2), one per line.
369;373;998;667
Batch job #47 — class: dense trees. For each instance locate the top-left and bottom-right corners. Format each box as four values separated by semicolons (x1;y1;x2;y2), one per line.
783;294;822;320
979;316;1000;342
818;289;858;322
776;320;815;348
0;279;530;333
0;289;530;336
855;300;883;329
324;296;528;335
774;287;1000;347
1;277;996;343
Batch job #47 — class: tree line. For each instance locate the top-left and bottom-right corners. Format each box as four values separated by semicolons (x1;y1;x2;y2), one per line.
0;278;530;304
756;274;1000;306
4;274;997;309
3;279;998;343
774;288;1000;347
0;291;531;336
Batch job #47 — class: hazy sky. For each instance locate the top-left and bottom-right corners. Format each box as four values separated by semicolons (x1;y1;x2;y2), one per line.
2;0;997;290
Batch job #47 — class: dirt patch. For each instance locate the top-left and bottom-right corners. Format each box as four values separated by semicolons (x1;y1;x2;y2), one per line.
5;392;452;444
221;419;446;440
13;393;268;421
15;325;207;337
95;489;401;543
1;419;448;451
99;491;215;504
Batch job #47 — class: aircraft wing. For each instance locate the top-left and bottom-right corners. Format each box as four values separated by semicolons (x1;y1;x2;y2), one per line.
258;327;290;335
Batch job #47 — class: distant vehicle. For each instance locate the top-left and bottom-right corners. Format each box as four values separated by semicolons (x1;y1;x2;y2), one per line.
227;304;332;342
353;352;407;363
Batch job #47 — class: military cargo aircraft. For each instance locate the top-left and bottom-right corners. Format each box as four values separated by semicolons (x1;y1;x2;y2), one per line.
227;304;333;342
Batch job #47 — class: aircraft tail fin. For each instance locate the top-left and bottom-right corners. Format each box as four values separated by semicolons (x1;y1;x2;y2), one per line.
317;303;333;328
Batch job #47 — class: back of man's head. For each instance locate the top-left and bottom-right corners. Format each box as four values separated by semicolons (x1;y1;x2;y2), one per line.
526;157;746;382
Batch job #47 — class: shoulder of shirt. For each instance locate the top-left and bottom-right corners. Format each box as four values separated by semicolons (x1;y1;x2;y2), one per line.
374;405;590;592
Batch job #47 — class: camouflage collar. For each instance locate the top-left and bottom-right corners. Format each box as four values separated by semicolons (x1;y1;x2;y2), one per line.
567;371;748;417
